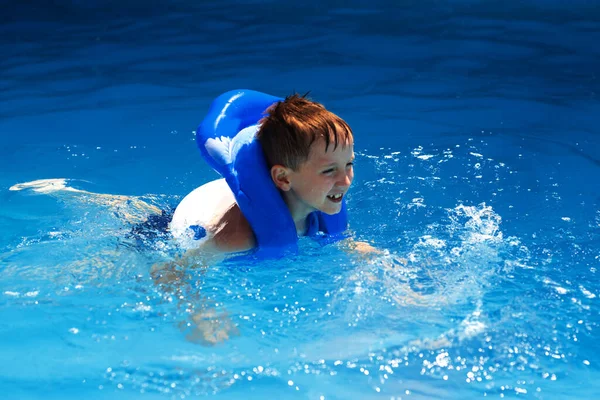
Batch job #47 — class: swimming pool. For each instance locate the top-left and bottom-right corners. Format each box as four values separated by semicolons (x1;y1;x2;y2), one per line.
1;1;599;398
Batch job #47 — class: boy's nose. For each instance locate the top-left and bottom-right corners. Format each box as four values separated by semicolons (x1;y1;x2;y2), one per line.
336;171;353;188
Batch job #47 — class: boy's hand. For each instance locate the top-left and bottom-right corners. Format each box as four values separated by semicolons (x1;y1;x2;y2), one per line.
181;309;240;346
352;240;383;255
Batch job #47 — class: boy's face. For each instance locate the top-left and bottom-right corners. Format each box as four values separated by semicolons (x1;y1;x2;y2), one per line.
284;136;355;216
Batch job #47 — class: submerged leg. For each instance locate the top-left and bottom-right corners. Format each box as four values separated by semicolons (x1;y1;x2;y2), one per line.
10;178;162;224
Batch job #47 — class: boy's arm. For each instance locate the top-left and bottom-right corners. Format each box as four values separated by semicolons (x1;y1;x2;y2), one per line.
151;219;255;287
150;211;255;346
150;242;238;346
154;202;255;280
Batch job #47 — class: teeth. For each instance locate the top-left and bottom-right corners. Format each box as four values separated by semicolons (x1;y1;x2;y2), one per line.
328;193;343;199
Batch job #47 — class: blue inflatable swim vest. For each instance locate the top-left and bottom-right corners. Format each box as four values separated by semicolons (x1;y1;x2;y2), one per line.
196;89;348;258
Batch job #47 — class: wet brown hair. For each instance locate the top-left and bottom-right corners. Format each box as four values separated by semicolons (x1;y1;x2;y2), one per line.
256;93;353;170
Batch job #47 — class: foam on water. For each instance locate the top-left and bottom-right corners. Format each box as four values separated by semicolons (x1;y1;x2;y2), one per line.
3;123;599;399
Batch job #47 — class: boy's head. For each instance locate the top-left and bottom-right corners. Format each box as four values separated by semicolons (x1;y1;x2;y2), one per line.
256;93;355;217
256;93;353;171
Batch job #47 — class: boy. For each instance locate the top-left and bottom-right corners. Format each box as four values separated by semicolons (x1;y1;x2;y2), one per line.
11;92;369;261
10;92;374;344
10;92;363;259
184;93;356;256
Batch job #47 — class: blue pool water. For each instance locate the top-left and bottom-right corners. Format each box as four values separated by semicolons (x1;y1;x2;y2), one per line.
1;1;599;399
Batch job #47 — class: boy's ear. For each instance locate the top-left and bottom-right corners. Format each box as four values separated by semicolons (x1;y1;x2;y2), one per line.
270;165;292;191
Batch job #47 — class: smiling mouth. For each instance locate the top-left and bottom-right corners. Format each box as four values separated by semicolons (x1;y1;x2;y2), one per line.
327;193;344;203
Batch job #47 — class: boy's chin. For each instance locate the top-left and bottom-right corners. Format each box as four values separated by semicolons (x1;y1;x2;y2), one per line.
320;204;343;215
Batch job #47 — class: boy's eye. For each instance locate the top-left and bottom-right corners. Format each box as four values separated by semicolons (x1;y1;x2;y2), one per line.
322;168;335;175
346;162;354;168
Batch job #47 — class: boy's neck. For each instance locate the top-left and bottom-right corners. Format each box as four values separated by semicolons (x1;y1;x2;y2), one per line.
280;191;312;236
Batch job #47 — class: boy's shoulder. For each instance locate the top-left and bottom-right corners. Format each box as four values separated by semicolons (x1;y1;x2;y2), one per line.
170;179;255;255
207;203;256;254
